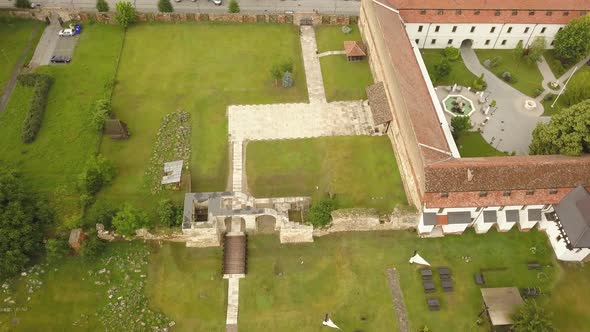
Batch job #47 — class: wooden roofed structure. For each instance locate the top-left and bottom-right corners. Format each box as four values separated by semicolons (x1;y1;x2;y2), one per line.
104;119;129;140
344;40;367;61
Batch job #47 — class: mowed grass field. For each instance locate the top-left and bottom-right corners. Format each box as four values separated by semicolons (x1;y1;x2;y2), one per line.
0;16;43;91
100;23;308;207
0;24;124;221
457;132;508;157
421;49;479;89
246;136;407;213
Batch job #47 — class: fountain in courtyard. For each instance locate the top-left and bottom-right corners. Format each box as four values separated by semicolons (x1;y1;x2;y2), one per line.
442;94;475;116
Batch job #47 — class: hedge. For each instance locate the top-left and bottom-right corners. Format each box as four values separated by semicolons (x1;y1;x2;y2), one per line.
17;74;54;144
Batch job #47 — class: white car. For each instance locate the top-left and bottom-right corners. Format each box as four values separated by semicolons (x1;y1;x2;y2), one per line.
58;29;75;37
210;0;222;5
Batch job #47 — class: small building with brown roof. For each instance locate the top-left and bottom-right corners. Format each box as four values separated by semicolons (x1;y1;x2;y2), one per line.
343;40;367;61
366;82;393;133
359;0;590;261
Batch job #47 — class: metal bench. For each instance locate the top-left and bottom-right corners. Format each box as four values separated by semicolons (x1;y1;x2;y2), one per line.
420;268;433;280
423;281;436;293
427;297;440;311
438;267;452;280
474;273;485;285
442;280;454;292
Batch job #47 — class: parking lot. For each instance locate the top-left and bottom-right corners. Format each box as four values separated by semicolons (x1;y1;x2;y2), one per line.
50;34;79;64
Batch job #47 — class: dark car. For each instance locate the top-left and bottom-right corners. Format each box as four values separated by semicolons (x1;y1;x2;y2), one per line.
50;55;71;64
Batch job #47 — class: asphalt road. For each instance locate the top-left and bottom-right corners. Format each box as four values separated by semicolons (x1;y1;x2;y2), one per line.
0;0;361;15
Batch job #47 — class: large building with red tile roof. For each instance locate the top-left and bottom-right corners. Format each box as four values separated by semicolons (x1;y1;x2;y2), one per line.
359;0;590;261
382;0;590;49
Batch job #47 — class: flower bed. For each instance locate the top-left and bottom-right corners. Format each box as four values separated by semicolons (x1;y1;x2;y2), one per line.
144;111;191;194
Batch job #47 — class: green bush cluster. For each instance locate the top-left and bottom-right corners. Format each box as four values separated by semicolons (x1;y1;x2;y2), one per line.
472;73;487;91
17;74;54;144
157;199;183;228
442;46;460;61
228;0;240;13
112;204;149;237
158;0;173;12
14;0;31;8
96;0;109;12
77;155;116;207
306;196;337;227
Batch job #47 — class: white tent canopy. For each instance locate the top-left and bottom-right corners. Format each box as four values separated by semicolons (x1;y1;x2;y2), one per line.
322;314;341;330
409;252;431;266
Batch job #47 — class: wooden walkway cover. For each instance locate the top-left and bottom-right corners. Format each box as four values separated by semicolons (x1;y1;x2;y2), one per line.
223;235;247;275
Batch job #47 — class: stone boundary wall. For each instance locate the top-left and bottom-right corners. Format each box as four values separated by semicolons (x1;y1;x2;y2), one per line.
3;9;357;26
314;208;419;236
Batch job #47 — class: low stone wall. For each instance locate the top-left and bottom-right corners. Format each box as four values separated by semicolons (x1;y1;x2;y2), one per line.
314;207;420;236
280;224;314;243
185;227;222;247
4;9;357;26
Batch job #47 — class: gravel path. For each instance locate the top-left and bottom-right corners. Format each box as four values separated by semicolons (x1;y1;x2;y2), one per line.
386;268;409;332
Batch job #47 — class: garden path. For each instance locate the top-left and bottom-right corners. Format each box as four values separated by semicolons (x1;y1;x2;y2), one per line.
29;13;62;68
386;268;409;332
536;54;590;103
459;45;548;155
317;50;346;57
300;25;326;104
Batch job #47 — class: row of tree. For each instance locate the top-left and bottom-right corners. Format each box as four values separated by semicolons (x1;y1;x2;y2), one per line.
95;0;240;14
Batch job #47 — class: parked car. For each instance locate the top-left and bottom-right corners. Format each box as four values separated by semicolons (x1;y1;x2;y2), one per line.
58;29;75;37
210;0;222;5
50;55;71;64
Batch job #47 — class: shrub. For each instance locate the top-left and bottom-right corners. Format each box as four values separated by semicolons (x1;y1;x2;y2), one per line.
157;199;182;228
512;300;557;332
472;73;487;90
17;74;54;144
525;36;546;64
544;94;554;102
534;88;544;97
15;0;31;8
78;155;116;196
115;1;137;28
434;59;451;79
158;0;173;12
228;0;240;13
279;60;293;75
451;115;472;139
112;204;149;236
45;238;70;263
270;60;294;87
502;71;512;82
490;56;502;68
79;231;106;259
490;100;497;108
96;0;109;12
514;40;525;58
307;196;336;227
84;201;120;230
483;59;492;68
282;71;293;88
442;46;460;61
91;99;112;130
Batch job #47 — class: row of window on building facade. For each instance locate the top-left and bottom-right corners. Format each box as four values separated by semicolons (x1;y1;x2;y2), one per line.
418;9;585;17
417;25;560;34
417;38;556;46
438;188;560;199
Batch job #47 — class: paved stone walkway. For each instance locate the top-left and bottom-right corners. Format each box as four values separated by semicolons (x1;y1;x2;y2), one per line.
300;26;326;104
0;24;41;113
459;45;547;155
318;50;346;58
386;268;409;332
226;277;241;331
231;142;243;193
228;101;373;142
536;54;590;103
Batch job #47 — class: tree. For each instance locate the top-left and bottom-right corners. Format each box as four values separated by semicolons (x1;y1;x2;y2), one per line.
307;196;336;227
112;204;149;236
158;0;173;12
96;0;109;12
450;116;472;139
443;46;460;61
562;71;590;106
157;199;182;228
434;59;451;79
0;164;53;278
472;73;487;90
79;231;106;260
514;40;525;59
78;155;116;196
525;36;546;63
14;0;31;8
529;99;590;156
553;15;590;63
83;201;120;229
115;1;137;28
228;0;240;13
270;64;282;86
91;99;112;130
45;239;70;263
282;71;293;88
512;300;557;332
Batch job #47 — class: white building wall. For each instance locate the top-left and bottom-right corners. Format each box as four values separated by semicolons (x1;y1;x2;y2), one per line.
545;221;590;262
442;223;469;234
418;215;435;234
406;22;564;49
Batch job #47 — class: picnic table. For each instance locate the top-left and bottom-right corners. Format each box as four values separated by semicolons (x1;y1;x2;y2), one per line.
427;297;440;311
420;268;433;280
423;281;436;293
442;280;454;292
527;261;542;270
438;267;452;280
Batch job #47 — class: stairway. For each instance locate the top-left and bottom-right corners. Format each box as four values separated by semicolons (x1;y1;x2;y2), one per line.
232;142;243;193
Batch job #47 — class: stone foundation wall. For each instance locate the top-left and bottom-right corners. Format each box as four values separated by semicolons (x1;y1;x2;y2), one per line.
185;227;222;247
6;9;357;26
280;224;314;243
314;208;419;236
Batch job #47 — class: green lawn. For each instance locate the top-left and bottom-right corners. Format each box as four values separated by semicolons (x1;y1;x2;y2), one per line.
0;24;124;222
315;25;362;53
475;50;544;97
0;17;43;91
543;50;575;78
100;23;308;209
541;66;590;116
240;229;559;332
421;49;479;88
457;131;508;157
246;136;408;214
320;55;373;101
146;242;226;332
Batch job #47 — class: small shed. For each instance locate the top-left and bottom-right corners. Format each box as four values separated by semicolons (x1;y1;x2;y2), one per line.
481;287;524;327
162;160;184;188
344;40;366;61
104;119;129;140
68;228;87;251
